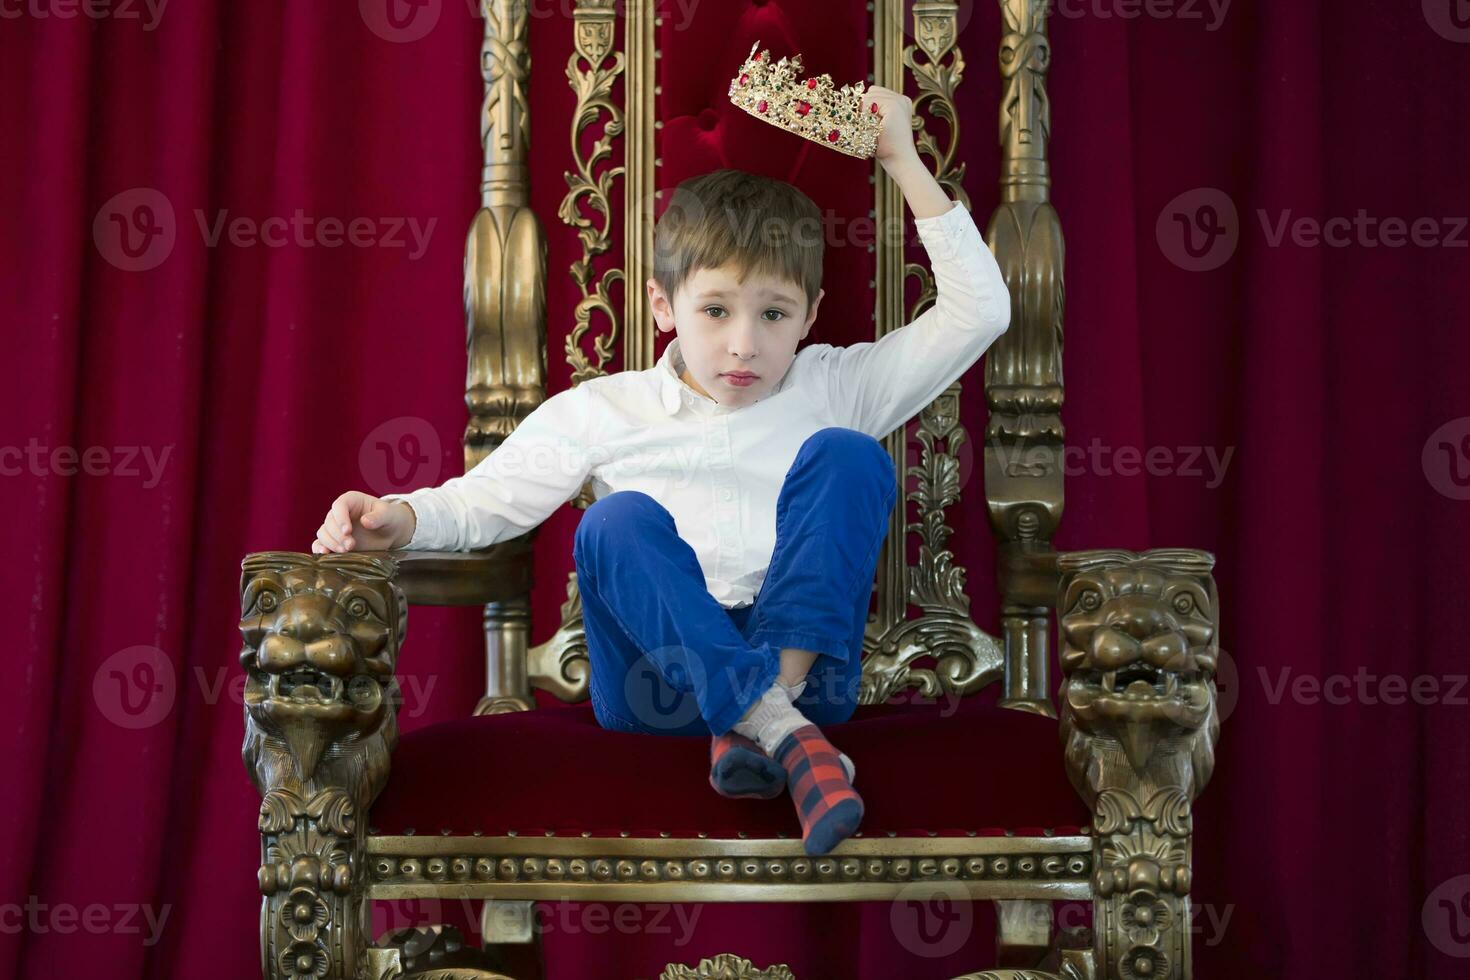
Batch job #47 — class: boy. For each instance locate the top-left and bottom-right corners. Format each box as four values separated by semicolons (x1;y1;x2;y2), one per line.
311;85;1012;855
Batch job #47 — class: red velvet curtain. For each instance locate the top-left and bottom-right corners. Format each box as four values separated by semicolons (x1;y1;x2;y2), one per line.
4;0;1469;977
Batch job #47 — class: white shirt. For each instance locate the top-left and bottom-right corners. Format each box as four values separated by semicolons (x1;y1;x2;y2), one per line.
383;199;1010;609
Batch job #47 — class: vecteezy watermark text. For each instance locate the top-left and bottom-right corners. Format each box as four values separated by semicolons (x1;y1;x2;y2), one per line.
0;897;170;947
1;440;172;488
193;210;437;259
93;188;440;271
1260;666;1468;708
1157;187;1469;271
0;0;168;31
1043;0;1232;31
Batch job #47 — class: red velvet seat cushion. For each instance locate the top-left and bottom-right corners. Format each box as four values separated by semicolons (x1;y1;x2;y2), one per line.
370;689;1089;838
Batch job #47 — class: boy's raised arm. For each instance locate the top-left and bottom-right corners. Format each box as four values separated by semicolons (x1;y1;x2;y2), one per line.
381;382;600;551
807;85;1012;441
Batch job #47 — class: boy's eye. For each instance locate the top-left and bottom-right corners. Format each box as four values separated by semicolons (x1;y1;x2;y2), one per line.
702;306;787;321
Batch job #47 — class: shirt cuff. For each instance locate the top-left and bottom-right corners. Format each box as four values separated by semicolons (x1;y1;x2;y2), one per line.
379;491;431;550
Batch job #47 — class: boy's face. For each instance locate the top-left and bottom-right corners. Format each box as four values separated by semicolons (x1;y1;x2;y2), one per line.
648;261;824;409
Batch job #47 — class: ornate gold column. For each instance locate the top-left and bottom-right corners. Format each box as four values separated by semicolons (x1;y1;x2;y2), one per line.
984;0;1066;717
467;0;546;717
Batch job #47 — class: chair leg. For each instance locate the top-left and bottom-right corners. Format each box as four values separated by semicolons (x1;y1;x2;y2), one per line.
481;900;543;973
993;900;1054;968
369;925;519;979
477;595;537;715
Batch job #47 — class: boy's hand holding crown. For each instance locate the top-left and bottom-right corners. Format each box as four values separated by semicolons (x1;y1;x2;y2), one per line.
862;84;919;169
861;83;959;221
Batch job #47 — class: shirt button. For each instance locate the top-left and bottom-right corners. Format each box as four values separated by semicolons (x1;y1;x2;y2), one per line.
720;489;734;501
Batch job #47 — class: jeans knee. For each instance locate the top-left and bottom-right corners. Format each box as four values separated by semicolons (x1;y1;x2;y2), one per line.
802;428;897;500
574;491;668;565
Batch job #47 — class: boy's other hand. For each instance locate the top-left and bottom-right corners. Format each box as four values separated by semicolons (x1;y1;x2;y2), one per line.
312;491;414;553
863;84;918;168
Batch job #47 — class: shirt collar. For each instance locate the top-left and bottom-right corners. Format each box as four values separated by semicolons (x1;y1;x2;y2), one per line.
659;336;731;416
657;337;692;415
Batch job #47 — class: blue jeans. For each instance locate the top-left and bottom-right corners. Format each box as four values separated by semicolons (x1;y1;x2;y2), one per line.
573;427;899;737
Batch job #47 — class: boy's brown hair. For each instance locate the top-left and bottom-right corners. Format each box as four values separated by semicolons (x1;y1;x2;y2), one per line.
652;168;824;311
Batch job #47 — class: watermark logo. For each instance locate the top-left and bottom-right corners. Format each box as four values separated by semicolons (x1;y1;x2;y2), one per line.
1423;416;1470;500
96;655;440;729
360;417;443;496
94;189;439;271
1214;646;1239;723
889;881;973;958
193;209;437;259
620;647;707;732
0;440;173;487
1424;0;1470;42
1424;875;1470;957
0;0;170;31
1157;187;1239;272
94;188;177;272
360;0;441;43
93;645;176;730
0;897;171;946
985;438;1236;490
1160;188;1468;270
373;897;446;939
1046;0;1232;31
1259;665;1468;708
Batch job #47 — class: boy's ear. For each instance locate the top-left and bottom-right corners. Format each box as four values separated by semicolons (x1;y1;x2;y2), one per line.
648;277;675;334
800;287;825;340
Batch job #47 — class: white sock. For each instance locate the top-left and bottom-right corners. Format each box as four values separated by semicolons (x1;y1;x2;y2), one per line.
731;679;809;756
733;675;856;784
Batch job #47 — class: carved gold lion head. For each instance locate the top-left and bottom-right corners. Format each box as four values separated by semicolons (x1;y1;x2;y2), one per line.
1057;548;1220;791
239;552;406;792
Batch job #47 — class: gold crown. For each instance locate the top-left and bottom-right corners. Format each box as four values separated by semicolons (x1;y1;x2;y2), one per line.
727;41;881;159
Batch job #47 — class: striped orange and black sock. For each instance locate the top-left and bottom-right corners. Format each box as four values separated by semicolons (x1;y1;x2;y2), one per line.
709;731;786;799
774;724;864;855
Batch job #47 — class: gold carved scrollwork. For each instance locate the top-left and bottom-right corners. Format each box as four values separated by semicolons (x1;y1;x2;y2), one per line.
660;954;796;980
525;570;591;703
862;0;1006;707
559;0;625;388
520;0;638;704
1056;548;1223;980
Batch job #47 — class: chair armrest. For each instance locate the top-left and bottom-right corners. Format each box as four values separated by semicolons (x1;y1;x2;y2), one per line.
383;532;535;606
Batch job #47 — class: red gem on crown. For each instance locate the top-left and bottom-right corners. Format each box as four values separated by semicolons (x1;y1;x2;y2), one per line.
797;101;811;116
757;100;769;113
752;52;762;61
740;73;749;86
870;102;879;113
827;129;840;142
806;78;818;89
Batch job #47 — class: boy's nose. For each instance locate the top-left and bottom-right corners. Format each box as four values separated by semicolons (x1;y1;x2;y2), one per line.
729;326;759;358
